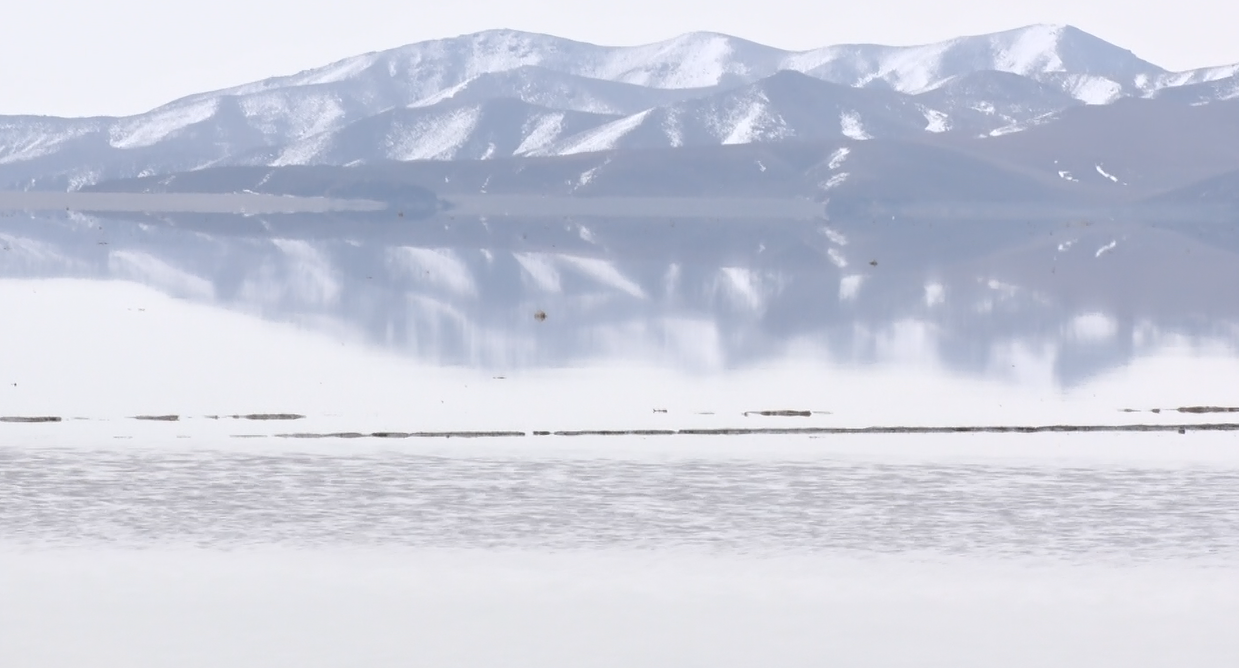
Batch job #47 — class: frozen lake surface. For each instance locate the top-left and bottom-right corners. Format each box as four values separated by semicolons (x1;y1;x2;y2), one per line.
4;440;1239;558
3;434;1239;667
2;208;1238;666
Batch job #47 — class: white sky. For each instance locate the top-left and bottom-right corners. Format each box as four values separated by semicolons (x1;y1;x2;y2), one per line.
4;0;1238;117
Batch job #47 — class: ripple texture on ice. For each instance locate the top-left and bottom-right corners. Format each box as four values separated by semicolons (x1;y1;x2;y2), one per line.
3;448;1237;559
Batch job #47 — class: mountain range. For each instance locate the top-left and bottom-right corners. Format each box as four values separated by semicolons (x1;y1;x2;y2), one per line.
3;24;1238;193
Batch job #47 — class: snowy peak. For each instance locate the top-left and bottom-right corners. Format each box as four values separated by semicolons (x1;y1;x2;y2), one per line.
785;24;1163;103
987;24;1075;76
577;31;785;89
1026;25;1161;78
978;24;1141;78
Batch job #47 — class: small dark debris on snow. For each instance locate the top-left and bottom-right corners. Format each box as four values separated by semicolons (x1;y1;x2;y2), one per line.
232;413;305;421
744;410;813;417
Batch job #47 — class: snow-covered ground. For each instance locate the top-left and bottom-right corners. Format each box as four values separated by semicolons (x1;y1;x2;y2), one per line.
3;549;1237;668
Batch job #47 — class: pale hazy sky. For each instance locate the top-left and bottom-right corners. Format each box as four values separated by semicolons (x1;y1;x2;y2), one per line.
5;0;1237;117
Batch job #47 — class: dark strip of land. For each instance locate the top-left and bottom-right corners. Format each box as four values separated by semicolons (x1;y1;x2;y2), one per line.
261;423;1239;439
7;419;1235;437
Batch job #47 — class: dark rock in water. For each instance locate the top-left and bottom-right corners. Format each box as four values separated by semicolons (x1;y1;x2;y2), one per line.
744;410;813;417
0;416;61;423
234;413;305;420
534;310;547;322
134;415;179;421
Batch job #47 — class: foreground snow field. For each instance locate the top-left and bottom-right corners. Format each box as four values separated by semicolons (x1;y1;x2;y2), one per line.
3;549;1238;668
4;425;1239;667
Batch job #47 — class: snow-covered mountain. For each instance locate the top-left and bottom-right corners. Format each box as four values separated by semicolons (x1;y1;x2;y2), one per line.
2;24;1237;190
527;72;934;155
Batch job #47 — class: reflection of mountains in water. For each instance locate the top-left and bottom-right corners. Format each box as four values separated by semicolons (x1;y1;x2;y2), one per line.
1;210;1236;384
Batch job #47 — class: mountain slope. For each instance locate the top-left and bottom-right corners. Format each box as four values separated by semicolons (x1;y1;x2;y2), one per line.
406;66;719;115
88;96;1239;220
1151;73;1239;104
531;71;934;155
913;70;1084;133
937;97;1239;195
261;98;620;165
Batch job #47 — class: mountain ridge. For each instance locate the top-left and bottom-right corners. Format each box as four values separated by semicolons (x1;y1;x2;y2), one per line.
2;24;1237;191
